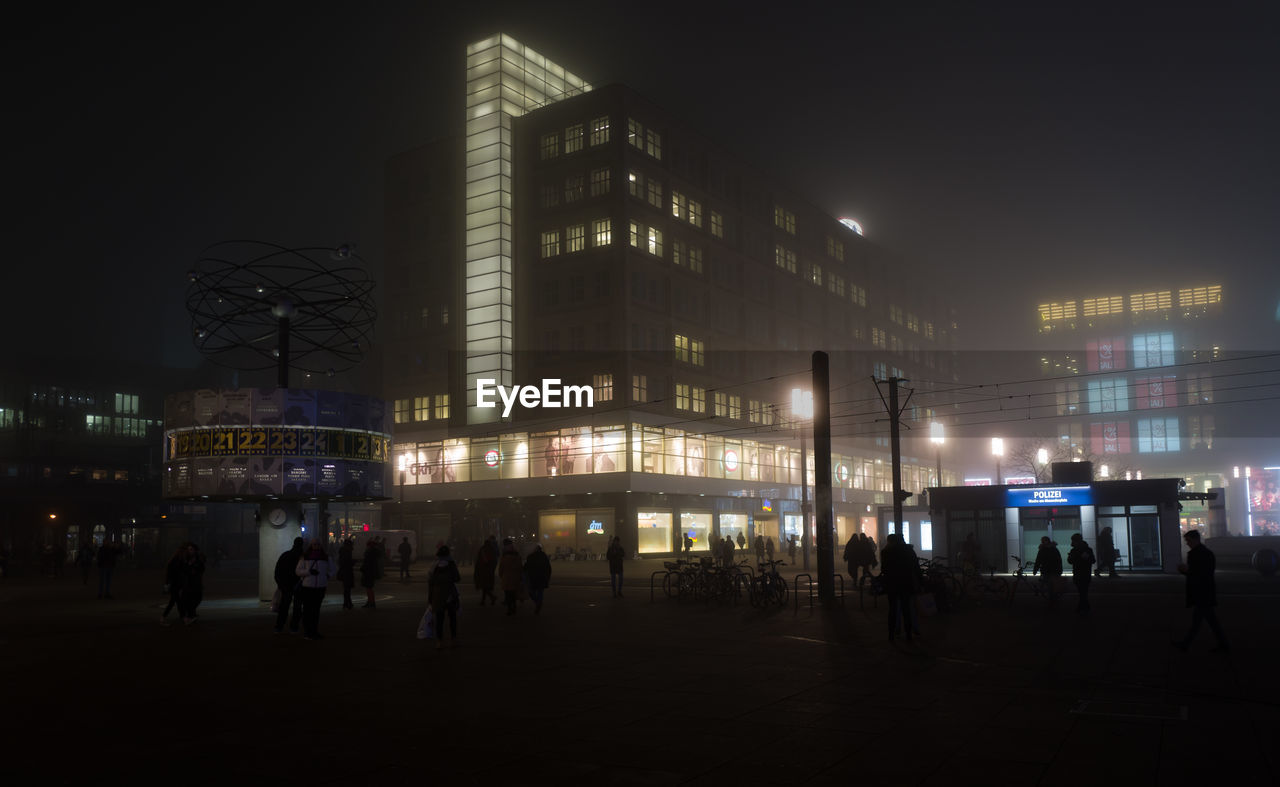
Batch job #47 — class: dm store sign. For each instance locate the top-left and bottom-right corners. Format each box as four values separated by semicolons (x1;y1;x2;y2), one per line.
1005;485;1093;508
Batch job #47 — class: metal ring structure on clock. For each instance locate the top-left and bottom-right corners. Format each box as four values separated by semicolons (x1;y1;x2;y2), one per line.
186;240;376;376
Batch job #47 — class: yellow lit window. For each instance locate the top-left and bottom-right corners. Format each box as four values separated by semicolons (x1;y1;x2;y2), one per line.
1177;285;1222;307
1130;291;1172;312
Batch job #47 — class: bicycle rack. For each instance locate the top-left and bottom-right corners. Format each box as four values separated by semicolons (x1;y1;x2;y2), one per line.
649;570;669;602
794;573;814;611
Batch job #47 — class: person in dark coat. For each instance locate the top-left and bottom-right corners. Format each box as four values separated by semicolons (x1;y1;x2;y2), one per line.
842;534;859;583
397;537;413;582
1066;533;1095;614
1033;536;1063;607
606;536;625;597
880;533;921;643
474;535;498;605
96;540;120;599
427;545;461;648
179;543;206;624
524;543;552;614
1173;530;1229;653
1096;527;1117;577
274;537;305;633
497;538;522;615
160;544;187;626
361;537;384;608
336;538;355;609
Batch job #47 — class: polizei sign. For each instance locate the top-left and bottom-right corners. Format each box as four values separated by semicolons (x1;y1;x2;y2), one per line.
1005;485;1094;508
475;379;593;418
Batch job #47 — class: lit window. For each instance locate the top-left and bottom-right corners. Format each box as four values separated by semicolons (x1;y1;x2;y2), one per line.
632;374;647;403
541;230;560;259
647;227;663;257
710;211;723;239
564;123;584;154
774;206;796;234
414;396;430;421
715;392;728;417
1083;295;1123;317
646;179;662;209
628;170;643;198
809;263;823;286
728;395;741;419
394;398;411;424
114;394;138;414
1132;332;1175;368
627;119;644;150
564;174;584;203
924;322;934;339
1137;416;1180;453
674;334;690;363
590;116;610;145
1129;290;1173;312
774;244;796;273
691;387;705;414
629;221;640;249
540;132;559;160
590;167;611;197
434;394;450;420
1087;379;1131;413
906;313;919;332
671;191;686;220
566;225;585;253
592;218;612;247
646;129;661;159
675;383;690;411
593;373;614;403
1177;285;1222;308
691;339;704;367
688;199;702;228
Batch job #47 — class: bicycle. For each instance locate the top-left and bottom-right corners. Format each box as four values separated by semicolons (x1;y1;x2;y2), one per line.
962;564;1009;602
750;559;789;607
1007;555;1044;602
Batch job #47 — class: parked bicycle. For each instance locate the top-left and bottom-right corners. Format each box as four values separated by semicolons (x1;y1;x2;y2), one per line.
750;559;788;607
1007;555;1044;602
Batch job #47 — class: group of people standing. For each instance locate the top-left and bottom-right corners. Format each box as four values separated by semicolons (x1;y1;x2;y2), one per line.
471;536;553;615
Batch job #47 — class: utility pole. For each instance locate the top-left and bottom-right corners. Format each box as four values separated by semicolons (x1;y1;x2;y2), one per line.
874;376;914;540
812;352;835;602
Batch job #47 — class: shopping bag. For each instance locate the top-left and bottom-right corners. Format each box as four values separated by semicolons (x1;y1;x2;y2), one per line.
417;607;434;639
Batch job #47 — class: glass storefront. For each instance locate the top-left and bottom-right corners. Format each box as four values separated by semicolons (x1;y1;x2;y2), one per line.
1099;505;1162;570
719;513;748;547
538;508;615;559
637;510;673;554
679;511;712;551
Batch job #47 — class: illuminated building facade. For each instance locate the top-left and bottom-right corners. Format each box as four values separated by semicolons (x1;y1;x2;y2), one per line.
380;35;961;556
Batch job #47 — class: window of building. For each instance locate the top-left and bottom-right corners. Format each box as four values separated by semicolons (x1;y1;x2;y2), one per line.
539;185;558;208
688;199;702;228
889;305;903;324
872;327;886;348
592;218;612;247
564;123;584;154
593;373;613;402
675;383;690;411
646;129;661;159
852;285;867;307
566;224;585;253
541;230;560;259
671;191;687;220
1137;416;1179;453
434;394;450;420
774;244;796;273
540;132;559;160
628;119;644;150
1188;414;1215;449
826;236;844;260
674;334;690;363
1087;378;1131;413
687;245;703;274
441;306;449;325
630;221;640;249
710;211;724;239
828;274;845;297
672;240;685;267
873;361;888;380
590;115;610;145
564;174;584;203
906;313;919;332
628;170;643;198
647;226;663;257
1083;295;1124;317
646;179;662;209
633;374;647;403
1133;332;1175;368
394;398;411;424
414;396;431;421
114;393;138;414
773;206;796;234
1186;372;1214;404
1134;375;1177;409
590;167;610;197
808;262;823;286
691;339;704;367
1055;382;1081;416
1130;290;1173;313
715;392;728;417
690;387;705;414
1089;422;1129;454
1177;285;1222;308
924;321;935;339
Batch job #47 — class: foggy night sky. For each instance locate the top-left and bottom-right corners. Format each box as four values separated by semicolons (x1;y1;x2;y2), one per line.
10;1;1279;371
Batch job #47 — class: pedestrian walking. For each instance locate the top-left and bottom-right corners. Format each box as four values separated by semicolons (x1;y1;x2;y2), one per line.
524;543;552;614
474;535;498;605
180;543;206;624
787;535;798;565
1066;533;1095;614
880;533;922;643
274;537;305;633
1096;527;1117;576
76;542;94;585
1173;530;1229;653
842;533;858;581
361;537;384;608
765;536;775;564
160;545;186;626
295;539;334;640
736;531;746;554
498;538;522;615
754;534;765;564
606;536;625;597
724;536;736;568
683;534;693;557
337;538;355;609
1033;536;1063;608
397;536;413;582
97;540;120;599
427;545;461;648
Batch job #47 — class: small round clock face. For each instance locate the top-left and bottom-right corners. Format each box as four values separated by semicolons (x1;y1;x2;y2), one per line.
268;509;288;528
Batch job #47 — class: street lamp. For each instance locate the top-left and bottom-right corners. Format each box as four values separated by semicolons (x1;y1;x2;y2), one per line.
792;388;813;570
1100;464;1110;479
991;437;1004;485
930;422;945;487
1036;447;1049;482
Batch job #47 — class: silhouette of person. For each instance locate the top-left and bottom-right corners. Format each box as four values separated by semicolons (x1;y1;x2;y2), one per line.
1173;530;1229;653
1066;533;1095;614
1033;536;1063;607
273;537;305;633
427;545;461;648
397;537;413;582
606;536;625;597
880;533;921;643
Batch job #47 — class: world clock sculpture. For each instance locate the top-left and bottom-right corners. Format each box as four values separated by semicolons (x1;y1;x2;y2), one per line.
164;241;389;598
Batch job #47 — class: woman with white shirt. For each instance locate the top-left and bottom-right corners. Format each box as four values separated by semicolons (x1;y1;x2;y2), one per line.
295;540;335;640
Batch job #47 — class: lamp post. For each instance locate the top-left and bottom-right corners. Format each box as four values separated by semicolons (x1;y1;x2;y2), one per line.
992;437;1004;486
930;422;945;487
792;388;813;571
1037;447;1049;483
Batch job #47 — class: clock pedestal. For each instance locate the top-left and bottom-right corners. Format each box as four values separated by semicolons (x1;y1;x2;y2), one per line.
258;501;304;601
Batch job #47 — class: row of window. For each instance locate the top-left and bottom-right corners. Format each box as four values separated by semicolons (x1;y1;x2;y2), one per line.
1054;373;1215;416
540;116;611;160
1059;415;1213;456
540;219;613;257
1039;285;1223;324
393;395;451;424
628;169;725;239
539;167;611;207
626;118;662;160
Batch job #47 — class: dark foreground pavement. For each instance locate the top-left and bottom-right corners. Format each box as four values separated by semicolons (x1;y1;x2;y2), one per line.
2;559;1277;786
